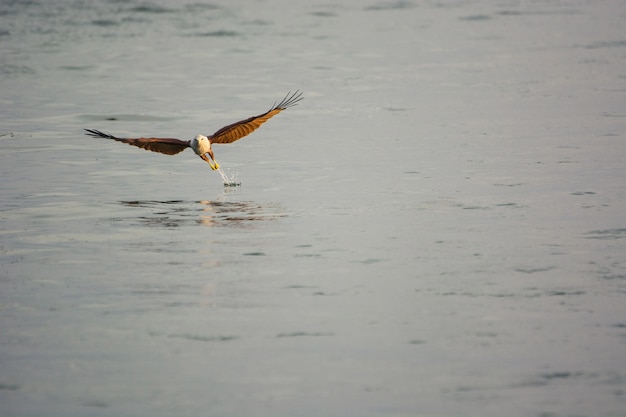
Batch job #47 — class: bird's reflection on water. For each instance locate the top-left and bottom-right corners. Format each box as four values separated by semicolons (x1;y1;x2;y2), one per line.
119;200;286;228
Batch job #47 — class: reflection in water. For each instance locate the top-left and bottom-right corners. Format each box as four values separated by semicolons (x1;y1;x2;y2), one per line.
119;200;286;228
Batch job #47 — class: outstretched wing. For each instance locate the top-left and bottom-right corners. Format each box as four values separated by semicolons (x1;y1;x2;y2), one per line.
84;129;190;156
209;90;303;144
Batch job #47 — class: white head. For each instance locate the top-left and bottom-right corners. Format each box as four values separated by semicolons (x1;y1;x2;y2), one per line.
191;134;211;155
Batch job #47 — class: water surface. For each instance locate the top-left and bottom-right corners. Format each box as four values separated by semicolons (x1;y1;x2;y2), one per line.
1;1;625;416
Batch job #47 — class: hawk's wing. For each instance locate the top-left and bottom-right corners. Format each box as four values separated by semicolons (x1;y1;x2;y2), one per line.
84;129;190;156
209;90;302;145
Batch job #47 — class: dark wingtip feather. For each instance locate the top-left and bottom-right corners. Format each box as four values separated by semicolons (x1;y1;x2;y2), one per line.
84;128;117;139
273;90;303;111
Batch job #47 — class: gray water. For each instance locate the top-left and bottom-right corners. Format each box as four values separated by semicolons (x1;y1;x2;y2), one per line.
1;1;625;416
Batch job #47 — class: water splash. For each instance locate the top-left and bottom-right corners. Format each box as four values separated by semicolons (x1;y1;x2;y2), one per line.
217;167;241;187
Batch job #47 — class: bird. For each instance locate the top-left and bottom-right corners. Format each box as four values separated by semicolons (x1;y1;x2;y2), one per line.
84;90;303;171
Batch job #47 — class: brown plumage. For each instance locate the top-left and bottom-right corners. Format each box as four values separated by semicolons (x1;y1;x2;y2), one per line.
84;90;302;170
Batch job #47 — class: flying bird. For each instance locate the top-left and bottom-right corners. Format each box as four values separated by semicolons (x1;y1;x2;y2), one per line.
85;90;303;171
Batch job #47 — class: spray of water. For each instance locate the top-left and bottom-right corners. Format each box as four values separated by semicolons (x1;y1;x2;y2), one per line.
217;167;241;187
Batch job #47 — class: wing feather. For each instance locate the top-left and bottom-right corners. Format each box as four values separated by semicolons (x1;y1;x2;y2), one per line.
209;90;303;144
84;129;190;156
